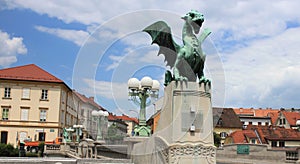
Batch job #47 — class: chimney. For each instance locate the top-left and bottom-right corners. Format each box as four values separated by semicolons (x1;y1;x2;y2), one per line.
89;96;94;101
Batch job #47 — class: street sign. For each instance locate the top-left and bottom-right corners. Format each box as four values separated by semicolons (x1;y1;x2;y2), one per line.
237;145;249;155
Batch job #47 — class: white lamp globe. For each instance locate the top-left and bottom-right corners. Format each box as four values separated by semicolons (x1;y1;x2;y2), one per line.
92;110;98;116
128;78;140;90
99;110;104;116
141;76;153;89
152;80;160;91
103;111;109;117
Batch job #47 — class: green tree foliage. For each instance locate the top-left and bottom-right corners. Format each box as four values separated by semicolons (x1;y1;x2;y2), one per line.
214;132;221;147
105;123;124;140
38;142;45;157
0;143;19;157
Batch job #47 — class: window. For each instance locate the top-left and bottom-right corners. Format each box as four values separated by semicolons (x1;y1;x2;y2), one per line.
279;141;285;147
0;131;8;144
40;110;47;122
220;132;227;138
4;87;11;98
2;108;9;120
19;132;27;142
60;111;65;123
41;89;48;100
217;118;223;126
38;132;45;141
258;122;262;125
271;141;277;147
21;109;29;121
279;118;286;125
251;139;256;144
81;109;84;116
249;122;252;125
22;88;30;99
265;122;269;126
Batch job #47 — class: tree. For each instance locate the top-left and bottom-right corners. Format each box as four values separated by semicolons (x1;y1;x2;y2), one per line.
214;132;221;147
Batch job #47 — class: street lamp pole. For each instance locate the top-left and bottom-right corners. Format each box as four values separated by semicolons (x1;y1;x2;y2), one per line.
73;124;83;143
92;110;109;142
128;76;160;137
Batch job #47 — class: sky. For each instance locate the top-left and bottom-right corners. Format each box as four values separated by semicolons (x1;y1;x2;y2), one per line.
0;0;300;117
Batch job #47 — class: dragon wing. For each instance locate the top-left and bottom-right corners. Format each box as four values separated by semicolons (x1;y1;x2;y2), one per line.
143;21;180;68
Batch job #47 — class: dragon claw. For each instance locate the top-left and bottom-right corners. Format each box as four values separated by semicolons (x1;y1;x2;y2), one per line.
199;76;211;85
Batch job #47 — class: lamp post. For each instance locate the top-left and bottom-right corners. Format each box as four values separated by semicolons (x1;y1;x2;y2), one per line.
65;127;74;142
127;76;160;137
73;124;83;143
92;110;109;142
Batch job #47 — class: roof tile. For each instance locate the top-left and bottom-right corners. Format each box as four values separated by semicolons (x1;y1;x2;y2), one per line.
0;64;63;83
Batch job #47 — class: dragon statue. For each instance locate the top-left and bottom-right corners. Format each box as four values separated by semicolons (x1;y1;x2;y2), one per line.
143;10;211;86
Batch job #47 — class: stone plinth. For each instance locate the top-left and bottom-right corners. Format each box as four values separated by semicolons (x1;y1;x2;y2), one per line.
131;81;216;164
124;136;149;158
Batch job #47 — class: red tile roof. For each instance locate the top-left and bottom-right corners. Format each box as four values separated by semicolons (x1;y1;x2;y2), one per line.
233;108;255;116
107;113;129;126
268;111;280;125
73;91;106;111
282;111;300;126
115;114;138;124
73;91;105;111
108;113;138;124
229;130;248;143
233;108;280;118
247;125;300;142
0;64;63;83
108;113;118;121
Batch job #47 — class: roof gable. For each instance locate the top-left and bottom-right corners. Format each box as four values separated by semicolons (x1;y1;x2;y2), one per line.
213;108;243;128
0;64;63;83
73;91;105;111
282;111;300;126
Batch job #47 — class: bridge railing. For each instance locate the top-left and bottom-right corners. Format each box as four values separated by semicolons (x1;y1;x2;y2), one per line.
45;144;61;150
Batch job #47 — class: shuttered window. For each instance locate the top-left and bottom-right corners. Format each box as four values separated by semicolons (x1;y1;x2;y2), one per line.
22;88;30;99
21;109;29;121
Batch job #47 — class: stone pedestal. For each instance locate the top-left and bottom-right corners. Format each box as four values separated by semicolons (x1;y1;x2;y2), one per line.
131;81;216;164
124;137;149;158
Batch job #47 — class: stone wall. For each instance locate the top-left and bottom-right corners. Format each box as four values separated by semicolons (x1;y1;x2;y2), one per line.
217;144;288;164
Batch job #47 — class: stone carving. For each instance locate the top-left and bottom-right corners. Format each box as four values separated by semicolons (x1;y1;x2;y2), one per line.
154;137;169;163
173;90;211;98
169;144;216;164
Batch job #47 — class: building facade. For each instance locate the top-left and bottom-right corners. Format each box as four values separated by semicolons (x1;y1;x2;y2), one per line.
73;91;108;140
0;64;80;146
0;64;110;146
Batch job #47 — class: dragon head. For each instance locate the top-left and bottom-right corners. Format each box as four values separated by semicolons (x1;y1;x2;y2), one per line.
182;10;204;34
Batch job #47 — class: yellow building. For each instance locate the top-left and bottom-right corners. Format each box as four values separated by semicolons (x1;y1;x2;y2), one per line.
213;108;243;146
0;64;78;146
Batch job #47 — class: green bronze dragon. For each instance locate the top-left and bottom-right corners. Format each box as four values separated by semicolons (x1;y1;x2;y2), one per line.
143;10;211;86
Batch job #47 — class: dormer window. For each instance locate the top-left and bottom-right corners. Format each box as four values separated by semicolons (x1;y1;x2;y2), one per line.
217;118;223;126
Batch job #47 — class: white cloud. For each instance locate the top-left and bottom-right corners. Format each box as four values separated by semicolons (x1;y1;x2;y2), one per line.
0;30;27;67
83;78;128;99
35;26;90;46
224;27;300;108
106;48;165;71
3;0;300;109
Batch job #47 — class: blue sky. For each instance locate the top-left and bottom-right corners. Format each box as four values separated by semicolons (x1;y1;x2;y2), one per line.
1;0;300;117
